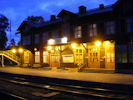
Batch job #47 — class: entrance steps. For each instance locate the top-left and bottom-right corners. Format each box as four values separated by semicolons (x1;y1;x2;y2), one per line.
51;67;78;72
79;68;115;73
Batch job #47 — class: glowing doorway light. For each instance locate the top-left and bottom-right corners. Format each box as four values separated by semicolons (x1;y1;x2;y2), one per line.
19;48;23;53
72;43;76;48
105;41;110;45
47;46;52;50
95;41;101;46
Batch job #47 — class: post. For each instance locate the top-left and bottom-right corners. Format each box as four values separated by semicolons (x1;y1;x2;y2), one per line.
2;55;4;67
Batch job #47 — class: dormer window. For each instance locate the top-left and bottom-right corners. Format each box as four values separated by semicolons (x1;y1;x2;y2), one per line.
75;26;81;38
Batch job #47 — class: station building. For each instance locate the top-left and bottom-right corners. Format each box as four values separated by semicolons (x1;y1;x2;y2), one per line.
17;0;133;73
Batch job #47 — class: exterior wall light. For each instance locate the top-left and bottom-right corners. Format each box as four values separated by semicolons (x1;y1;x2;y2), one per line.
61;37;67;43
72;43;76;48
95;41;101;46
105;41;110;45
12;49;16;53
47;46;52;50
48;39;54;45
19;48;23;53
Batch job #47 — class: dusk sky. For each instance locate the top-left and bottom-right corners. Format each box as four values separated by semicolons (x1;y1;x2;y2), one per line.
0;0;117;46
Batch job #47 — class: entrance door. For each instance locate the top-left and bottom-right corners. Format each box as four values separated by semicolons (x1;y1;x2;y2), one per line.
89;47;100;68
105;46;115;69
51;55;60;67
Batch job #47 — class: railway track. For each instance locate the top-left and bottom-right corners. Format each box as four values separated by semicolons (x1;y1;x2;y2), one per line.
0;90;27;100
0;73;133;100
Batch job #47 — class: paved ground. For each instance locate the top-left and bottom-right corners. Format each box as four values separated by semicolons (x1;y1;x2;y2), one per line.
0;66;133;86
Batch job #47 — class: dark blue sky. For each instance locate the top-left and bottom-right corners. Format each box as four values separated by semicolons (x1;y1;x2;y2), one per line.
0;0;118;45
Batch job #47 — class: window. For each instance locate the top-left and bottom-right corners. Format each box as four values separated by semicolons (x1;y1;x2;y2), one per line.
35;51;40;63
128;45;132;63
75;26;81;38
35;34;39;44
52;31;58;38
116;45;127;63
24;51;29;63
43;33;48;42
23;36;31;45
105;21;115;34
126;18;133;32
63;29;69;38
89;24;97;37
43;51;48;63
75;48;83;63
62;54;74;63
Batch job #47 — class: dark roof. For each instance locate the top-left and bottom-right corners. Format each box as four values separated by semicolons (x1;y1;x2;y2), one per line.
57;9;77;17
78;5;113;17
17;4;114;31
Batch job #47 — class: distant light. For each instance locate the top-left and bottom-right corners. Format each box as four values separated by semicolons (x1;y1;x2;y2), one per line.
72;43;76;48
48;39;54;45
95;41;101;46
61;37;67;43
19;48;23;53
47;46;51;50
12;49;16;53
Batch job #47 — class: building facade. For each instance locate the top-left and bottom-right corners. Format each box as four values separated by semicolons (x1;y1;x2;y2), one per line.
17;0;133;73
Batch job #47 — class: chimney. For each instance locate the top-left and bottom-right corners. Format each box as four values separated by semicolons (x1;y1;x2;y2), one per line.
99;4;104;9
50;15;56;21
79;6;86;14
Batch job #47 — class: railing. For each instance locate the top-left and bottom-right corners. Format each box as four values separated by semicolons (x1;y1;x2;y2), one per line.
77;63;87;71
0;50;20;64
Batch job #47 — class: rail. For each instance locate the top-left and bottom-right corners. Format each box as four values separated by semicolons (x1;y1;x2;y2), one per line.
0;50;20;64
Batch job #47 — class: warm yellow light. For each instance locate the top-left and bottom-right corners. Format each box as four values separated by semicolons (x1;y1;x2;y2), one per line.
48;39;54;44
95;41;101;46
105;41;110;45
47;46;52;50
72;43;76;48
19;48;23;53
12;49;16;53
62;37;67;43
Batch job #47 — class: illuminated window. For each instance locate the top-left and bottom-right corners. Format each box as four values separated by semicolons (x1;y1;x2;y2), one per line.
105;21;115;34
43;51;48;63
89;24;97;37
75;26;81;38
62;55;74;63
23;36;31;45
43;33;48;42
52;31;58;38
75;48;83;63
35;34;39;44
35;51;40;63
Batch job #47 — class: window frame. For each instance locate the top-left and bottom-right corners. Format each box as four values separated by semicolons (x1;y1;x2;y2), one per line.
89;23;97;37
75;26;82;38
105;21;115;35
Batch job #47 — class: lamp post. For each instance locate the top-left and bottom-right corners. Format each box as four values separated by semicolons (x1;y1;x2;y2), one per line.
19;48;23;66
